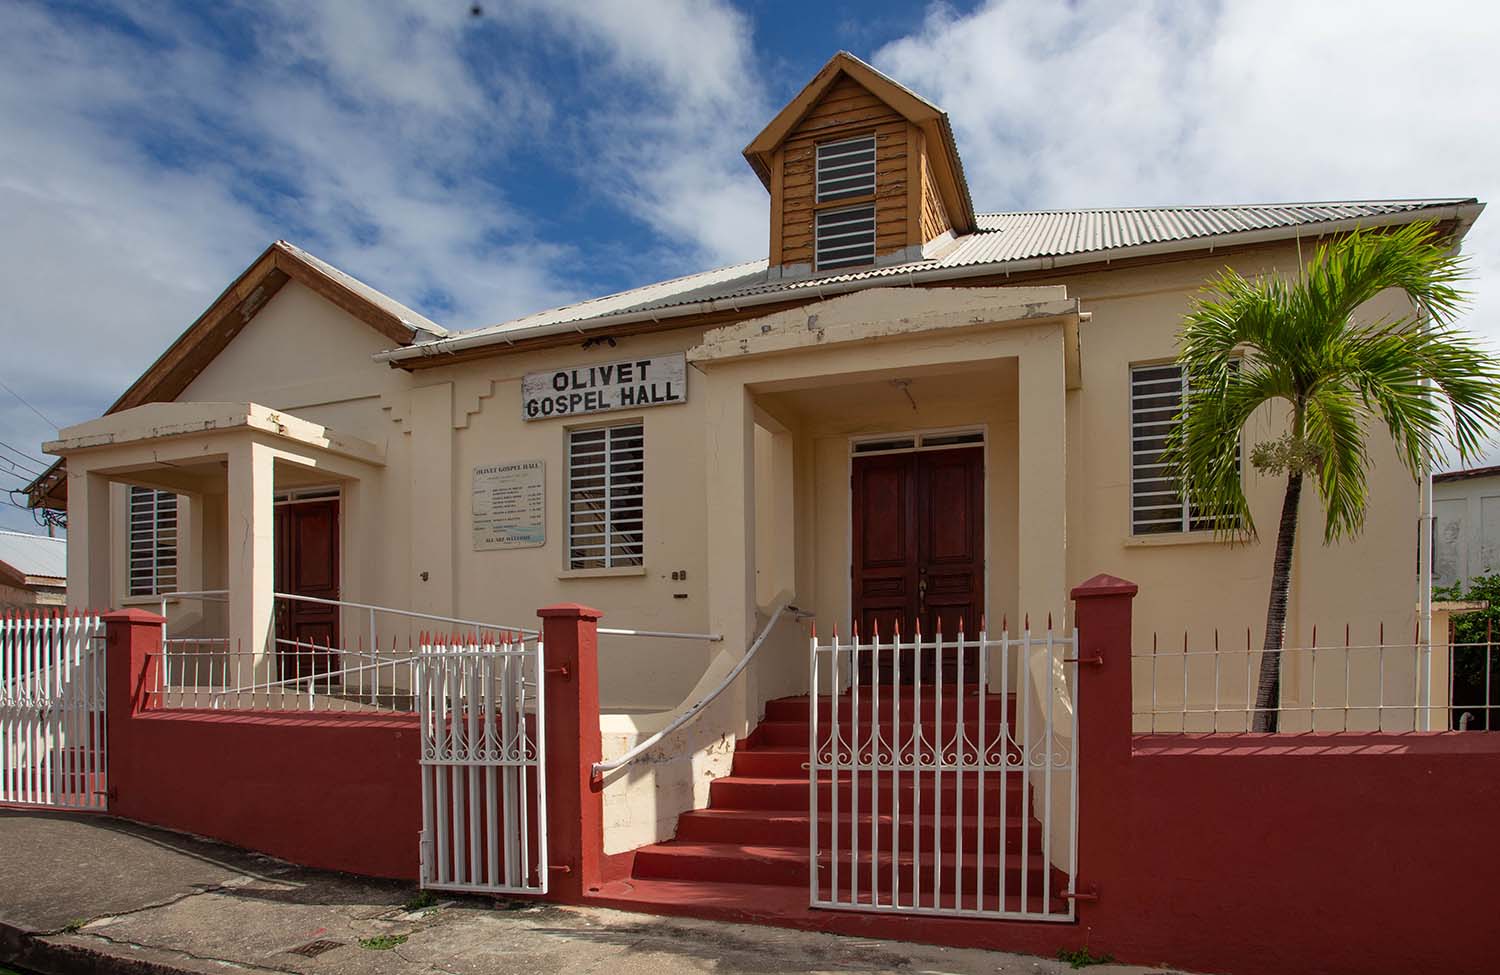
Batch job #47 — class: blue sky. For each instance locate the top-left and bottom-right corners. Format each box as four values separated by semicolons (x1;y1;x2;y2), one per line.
3;0;1500;533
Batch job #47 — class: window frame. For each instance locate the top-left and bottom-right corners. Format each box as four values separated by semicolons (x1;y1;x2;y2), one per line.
565;420;646;571
1128;361;1241;536
127;485;179;597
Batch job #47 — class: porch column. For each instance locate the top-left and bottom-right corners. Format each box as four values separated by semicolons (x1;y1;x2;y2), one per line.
66;469;112;610
226;440;275;678
703;375;757;731
1016;329;1069;626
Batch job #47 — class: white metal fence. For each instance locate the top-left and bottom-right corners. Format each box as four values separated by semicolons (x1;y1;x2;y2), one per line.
1133;628;1499;733
152;591;536;713
419;635;548;895
809;624;1079;921
0;612;107;809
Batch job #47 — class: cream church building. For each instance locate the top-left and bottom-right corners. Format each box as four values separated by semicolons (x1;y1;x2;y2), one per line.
30;54;1481;801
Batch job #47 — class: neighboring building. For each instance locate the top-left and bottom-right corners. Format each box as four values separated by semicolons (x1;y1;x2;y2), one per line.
24;52;1482;732
1434;465;1500;591
0;528;66;610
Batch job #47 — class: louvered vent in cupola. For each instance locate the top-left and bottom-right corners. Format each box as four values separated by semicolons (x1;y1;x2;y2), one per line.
816;135;876;201
813;134;878;272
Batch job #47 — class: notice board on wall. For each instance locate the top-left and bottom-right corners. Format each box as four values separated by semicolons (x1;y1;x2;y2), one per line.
472;460;545;550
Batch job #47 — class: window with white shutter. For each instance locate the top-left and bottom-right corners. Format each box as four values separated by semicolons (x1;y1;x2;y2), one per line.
1129;363;1239;535
567;423;644;570
815;205;877;271
128;486;179;596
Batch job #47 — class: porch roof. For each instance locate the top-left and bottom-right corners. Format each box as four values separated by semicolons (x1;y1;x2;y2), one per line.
43;402;385;467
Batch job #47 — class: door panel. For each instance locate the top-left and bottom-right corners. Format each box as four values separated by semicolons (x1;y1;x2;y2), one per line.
852;446;984;684
274;499;341;681
851;453;918;645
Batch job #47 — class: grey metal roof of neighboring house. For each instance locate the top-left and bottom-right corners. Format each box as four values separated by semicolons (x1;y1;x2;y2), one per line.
0;529;66;581
1435;464;1500;483
414;198;1477;353
277;241;448;338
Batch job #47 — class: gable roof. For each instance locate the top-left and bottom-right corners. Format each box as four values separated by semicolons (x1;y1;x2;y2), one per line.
743;51;977;235
25;240;445;509
0;529;66;584
378;197;1482;366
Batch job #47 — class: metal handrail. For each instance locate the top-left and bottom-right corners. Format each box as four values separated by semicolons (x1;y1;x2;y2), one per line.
591;601;806;780
161;590;721;642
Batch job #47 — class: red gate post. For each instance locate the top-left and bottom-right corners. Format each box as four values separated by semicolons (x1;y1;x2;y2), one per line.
102;608;166;813
1069;574;1138;918
537;603;605;902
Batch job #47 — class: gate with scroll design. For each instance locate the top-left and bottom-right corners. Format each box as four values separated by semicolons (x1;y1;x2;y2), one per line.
809;623;1079;920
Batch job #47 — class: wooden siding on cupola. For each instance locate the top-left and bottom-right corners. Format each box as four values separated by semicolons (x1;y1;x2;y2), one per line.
769;75;952;272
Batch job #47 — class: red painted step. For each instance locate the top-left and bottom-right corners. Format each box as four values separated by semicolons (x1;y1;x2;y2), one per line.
709;774;1032;815
633;840;1060;894
675;807;1047;855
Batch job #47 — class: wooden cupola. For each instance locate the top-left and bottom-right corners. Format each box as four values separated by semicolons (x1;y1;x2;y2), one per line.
744;51;977;278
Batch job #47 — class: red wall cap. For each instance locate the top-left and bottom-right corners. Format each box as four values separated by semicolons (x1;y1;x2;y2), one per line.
1070;573;1139;600
101;608;168;625
537;603;604;622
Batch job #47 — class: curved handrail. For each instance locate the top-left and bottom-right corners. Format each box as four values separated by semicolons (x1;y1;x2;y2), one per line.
591;601;805;781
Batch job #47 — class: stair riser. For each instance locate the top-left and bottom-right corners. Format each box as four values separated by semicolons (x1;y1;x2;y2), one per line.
757;719;1026;747
633;849;1058;893
710;780;1032;815
676;815;1047;854
765;698;1019;723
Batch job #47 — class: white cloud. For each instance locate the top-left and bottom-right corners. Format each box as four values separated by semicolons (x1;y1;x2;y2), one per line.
877;0;1500;464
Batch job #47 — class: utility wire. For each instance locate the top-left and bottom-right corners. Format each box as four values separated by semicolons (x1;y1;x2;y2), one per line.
0;438;46;467
0;444;45;478
0;377;58;430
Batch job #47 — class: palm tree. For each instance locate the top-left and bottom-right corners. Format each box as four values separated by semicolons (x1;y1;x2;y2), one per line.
1165;221;1500;732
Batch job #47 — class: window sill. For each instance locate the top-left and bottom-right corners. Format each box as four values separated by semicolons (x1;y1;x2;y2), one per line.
557;565;648;580
121;594;176;607
1123;531;1235;549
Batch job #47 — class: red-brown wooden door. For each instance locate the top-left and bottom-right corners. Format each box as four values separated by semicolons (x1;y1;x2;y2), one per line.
852;447;983;683
273;498;340;680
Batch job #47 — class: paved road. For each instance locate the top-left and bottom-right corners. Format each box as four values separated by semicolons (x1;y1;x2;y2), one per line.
0;809;1188;975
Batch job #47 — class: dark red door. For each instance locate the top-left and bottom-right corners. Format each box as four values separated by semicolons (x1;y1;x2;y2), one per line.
852;447;983;683
273;498;340;680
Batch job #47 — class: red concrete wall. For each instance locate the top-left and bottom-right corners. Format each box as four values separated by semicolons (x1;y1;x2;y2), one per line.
1099;735;1500;974
103;610;422;880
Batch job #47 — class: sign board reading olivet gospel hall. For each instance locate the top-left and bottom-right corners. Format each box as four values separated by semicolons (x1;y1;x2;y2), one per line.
472;460;545;550
522;353;687;420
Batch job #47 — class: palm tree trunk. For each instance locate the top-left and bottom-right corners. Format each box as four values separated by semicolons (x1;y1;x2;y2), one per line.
1254;469;1303;732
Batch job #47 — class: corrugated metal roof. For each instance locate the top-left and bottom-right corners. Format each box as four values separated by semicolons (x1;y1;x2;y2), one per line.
0;529;66;581
277;242;448;338
416;198;1477;350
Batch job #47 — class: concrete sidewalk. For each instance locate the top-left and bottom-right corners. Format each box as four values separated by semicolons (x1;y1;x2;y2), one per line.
0;809;1189;975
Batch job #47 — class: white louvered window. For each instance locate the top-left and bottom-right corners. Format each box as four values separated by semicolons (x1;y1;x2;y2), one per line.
1130;363;1238;535
567;423;644;570
815;205;877;272
816;135;876;202
128;486;179;596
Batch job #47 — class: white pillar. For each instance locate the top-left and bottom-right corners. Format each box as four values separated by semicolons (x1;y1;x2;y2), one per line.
227;440;275;680
410;383;454;619
65;468;112;610
704;375;757;731
1016;330;1068;628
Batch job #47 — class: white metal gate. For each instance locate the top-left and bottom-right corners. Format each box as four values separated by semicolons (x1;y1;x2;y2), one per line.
418;635;547;895
809;623;1079;920
1;612;107;809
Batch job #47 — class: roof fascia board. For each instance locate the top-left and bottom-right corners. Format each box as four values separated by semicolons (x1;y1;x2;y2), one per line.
381;201;1481;368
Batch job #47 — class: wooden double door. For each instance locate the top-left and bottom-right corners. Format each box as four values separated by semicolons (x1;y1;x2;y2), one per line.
852;446;984;684
272;498;340;679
